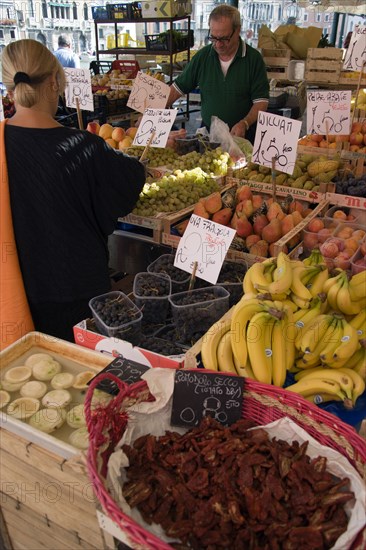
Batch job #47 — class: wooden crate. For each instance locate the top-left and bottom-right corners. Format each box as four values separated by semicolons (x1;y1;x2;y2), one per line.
0;333;114;550
262;48;291;79
305;48;343;84
117;212;164;243
339;71;366;87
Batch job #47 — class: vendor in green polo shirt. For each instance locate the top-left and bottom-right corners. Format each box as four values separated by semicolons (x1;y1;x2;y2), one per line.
167;5;269;143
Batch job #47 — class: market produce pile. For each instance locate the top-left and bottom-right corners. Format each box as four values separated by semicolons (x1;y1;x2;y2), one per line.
201;251;366;408
121;416;354;550
132;168;222;216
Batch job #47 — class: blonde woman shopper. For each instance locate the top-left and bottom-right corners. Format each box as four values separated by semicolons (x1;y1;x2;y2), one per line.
0;39;145;347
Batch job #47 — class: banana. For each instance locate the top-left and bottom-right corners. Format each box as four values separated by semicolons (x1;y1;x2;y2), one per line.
286;377;347;401
303;249;326;267
217;331;237;374
319;318;344;366
293;367;354;400
353;349;366;381
299;317;338;368
293;297;323;333
308;266;329;297
247;310;276;384
322;270;343;295
233;354;255;378
303;392;346;405
336;273;365;316
284;310;297;372
290;266;314;302
290;292;311;310
326;276;343;312
341;345;366;369
348;270;366;300
201;318;232;371
251;262;275;292
266;252;293;296
331;318;359;363
297;314;333;353
230;298;267;368
339;367;366;405
243;269;256;295
271;316;287;386
349;309;366;332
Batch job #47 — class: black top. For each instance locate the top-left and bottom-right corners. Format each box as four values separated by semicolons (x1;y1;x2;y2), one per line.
5;125;145;303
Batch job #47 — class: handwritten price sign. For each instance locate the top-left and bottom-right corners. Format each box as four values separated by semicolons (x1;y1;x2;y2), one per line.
64;68;93;111
343;25;366;72
252;111;302;176
127;71;170;113
133;108;177;148
307;90;352;135
174;214;236;284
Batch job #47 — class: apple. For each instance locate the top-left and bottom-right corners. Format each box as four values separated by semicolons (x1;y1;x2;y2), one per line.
86;121;100;135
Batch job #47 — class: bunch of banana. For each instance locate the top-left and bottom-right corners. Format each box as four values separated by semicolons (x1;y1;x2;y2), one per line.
323;269;366;315
302;248;327;267
349;309;366;343
290;366;365;407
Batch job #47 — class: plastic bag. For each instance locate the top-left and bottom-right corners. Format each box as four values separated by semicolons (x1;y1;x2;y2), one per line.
209;116;245;161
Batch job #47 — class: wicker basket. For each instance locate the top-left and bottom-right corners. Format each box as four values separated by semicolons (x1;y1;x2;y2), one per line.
85;372;366;550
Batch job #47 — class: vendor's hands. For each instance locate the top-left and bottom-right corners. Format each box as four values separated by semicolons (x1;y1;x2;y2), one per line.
230;120;247;138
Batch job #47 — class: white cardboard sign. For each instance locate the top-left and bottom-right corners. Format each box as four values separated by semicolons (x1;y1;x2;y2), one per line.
174;214;236;285
64;68;93;111
343;25;366;72
127;71;170;113
133;108;177;148
252;111;302;176
306;89;352;135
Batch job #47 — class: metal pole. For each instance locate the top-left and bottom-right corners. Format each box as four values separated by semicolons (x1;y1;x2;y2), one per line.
329;12;339;46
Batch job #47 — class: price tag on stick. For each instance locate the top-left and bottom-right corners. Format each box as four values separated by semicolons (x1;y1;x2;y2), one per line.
171;370;244;428
64;68;93;112
306;90;352;136
127;71;170;113
252;111;302;176
343;25;366;72
174;214;236;285
133;108;177;148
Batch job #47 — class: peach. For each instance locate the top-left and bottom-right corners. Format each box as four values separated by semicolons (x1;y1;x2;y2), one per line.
86;121;100;135
320;241;339;258
118;137;133;150
360;242;366;256
332;210;348;221
352;230;366;241
212;207;233;226
333;252;351;270
126;127;138;138
336;227;353;239
303;232;320;250
317;228;333;243
99;123;114;140
105;138;118;149
288;200;304;214
111;127;126;142
249;240;269;257
351;121;363;133
307;218;324;233
344;238;359;253
204;192;222;214
335;134;349;143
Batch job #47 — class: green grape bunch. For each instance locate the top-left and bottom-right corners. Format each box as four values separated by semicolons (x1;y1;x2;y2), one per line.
132;168;221;217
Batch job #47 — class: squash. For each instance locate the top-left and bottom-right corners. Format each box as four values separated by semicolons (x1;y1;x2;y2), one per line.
307;160;340;178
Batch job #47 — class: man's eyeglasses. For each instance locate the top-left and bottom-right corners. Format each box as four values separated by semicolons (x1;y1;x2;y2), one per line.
207;29;235;43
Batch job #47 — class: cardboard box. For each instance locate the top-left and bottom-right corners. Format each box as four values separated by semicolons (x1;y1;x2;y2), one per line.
73;319;195;369
141;0;191;18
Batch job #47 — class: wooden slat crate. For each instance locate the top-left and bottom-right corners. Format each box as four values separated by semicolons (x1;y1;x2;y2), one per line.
118;212;164;243
339;71;366;87
0;333;114;550
262;48;291;79
305;48;343;84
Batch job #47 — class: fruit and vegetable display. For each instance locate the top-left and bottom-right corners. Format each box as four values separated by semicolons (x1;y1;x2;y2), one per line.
201;251;366;408
232;156;341;191
121;415;355;550
182;184;313;258
86;122;138;150
0;353;110;448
